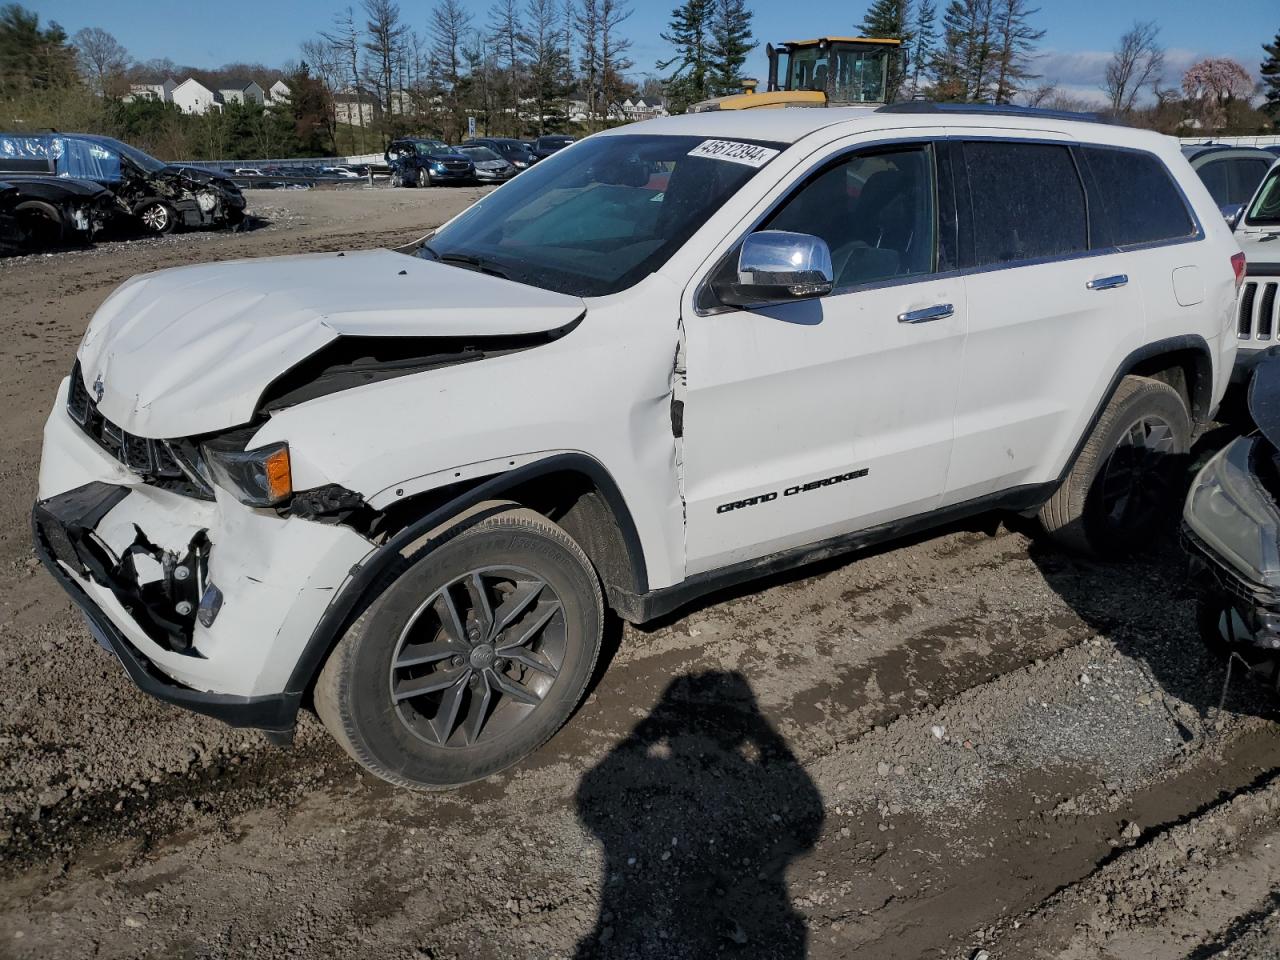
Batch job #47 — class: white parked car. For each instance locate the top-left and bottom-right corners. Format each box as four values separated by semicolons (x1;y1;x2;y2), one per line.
1229;158;1280;383
34;105;1241;790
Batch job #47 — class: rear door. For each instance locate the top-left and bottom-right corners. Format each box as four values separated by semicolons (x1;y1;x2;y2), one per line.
942;137;1145;505
1077;144;1210;359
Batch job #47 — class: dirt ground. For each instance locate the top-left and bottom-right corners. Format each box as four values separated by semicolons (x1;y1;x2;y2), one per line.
1;184;1279;960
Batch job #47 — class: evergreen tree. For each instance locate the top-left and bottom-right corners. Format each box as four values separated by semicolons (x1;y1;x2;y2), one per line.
657;0;712;113
859;0;913;102
1263;30;1280;123
906;0;936;99
932;0;995;102
990;0;1043;103
707;0;754;98
0;3;79;97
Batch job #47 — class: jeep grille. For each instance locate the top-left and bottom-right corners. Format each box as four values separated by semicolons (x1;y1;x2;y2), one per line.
1238;279;1279;342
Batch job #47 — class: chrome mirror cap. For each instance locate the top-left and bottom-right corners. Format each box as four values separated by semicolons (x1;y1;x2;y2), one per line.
717;230;835;307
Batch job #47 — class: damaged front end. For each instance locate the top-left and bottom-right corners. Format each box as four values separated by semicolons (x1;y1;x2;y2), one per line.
1183;356;1280;685
116;159;247;234
33;367;376;736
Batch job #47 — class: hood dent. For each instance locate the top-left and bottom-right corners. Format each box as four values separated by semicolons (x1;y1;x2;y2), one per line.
78;249;586;439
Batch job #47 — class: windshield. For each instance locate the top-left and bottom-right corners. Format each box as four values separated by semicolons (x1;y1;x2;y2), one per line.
424;134;784;297
458;146;501;161
414;141;448;156
1246;166;1280;225
93;137;167;173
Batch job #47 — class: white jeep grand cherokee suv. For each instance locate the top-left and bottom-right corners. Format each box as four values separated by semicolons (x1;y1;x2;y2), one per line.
34;104;1242;789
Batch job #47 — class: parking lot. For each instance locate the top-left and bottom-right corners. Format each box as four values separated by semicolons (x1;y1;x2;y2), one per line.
2;186;1279;959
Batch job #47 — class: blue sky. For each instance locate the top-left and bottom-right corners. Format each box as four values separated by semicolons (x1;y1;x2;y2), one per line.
29;0;1280;104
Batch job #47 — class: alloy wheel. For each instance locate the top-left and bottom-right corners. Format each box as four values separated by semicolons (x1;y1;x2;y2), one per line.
141;204;169;232
388;566;566;748
1098;415;1175;530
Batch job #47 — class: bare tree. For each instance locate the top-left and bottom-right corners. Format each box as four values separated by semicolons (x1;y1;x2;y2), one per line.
322;8;364;145
363;0;406;130
72;26;130;97
1103;20;1164;114
598;0;633;122
521;0;569;134
430;0;473;141
488;0;525;135
575;0;601;127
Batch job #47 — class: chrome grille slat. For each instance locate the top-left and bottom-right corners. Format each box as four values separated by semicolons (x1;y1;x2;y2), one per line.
1238;279;1280;343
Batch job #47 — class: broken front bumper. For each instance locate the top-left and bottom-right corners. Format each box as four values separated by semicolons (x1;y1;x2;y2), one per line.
33;377;374;733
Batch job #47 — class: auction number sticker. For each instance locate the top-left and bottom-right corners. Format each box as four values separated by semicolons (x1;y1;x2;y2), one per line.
687;139;780;167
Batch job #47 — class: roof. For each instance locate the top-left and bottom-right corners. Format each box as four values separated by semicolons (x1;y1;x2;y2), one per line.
599;104;1179;152
1182;143;1276;161
781;36;902;47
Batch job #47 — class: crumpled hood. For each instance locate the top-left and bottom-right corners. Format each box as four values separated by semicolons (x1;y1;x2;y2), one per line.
77;248;585;438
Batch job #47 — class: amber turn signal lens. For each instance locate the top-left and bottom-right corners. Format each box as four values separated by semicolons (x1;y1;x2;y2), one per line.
264;446;292;502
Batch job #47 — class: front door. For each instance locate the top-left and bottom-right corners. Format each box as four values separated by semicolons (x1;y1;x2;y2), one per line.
681;143;968;575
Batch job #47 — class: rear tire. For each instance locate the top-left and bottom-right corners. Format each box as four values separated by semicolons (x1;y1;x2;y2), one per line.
315;506;604;790
15;200;62;248
1040;375;1191;557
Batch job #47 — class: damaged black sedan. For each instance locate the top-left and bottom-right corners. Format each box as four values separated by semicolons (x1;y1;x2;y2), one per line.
0;133;246;236
1184;355;1280;689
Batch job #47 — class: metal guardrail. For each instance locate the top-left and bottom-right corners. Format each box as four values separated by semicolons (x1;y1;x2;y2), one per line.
1179;135;1280;148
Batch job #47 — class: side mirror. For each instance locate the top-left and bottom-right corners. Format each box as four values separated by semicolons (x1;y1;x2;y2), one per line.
714;230;834;308
1221;203;1245;230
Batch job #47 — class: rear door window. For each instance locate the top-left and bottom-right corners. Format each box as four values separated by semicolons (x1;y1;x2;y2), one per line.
1079;146;1196;247
1230;159;1271;205
0;135;52;174
961;140;1088;266
1196;158;1230;204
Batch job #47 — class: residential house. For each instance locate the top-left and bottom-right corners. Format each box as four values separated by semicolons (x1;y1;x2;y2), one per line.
171;77;220;115
218;80;265;108
268;80;291;105
124;78;176;104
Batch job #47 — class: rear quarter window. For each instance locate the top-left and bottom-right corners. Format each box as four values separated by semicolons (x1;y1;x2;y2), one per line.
961;140;1088;266
1080;146;1197;247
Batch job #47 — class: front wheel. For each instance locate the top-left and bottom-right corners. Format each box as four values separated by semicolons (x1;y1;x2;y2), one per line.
136;200;176;235
1040;375;1191;557
314;506;604;790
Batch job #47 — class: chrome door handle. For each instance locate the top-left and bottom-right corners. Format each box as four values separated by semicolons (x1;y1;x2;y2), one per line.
897;303;954;324
1087;274;1128;290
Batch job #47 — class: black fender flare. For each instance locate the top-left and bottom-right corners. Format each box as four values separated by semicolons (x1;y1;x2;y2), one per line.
1054;333;1214;490
282;452;648;700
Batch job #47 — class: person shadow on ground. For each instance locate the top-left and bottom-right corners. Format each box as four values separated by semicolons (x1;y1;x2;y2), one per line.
573;670;824;960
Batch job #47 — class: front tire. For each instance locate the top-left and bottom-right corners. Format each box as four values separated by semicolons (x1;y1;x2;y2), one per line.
315;507;604;790
1040;375;1191;557
136;200;176;235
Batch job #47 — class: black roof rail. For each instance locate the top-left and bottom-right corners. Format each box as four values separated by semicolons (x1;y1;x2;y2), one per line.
876;101;1115;125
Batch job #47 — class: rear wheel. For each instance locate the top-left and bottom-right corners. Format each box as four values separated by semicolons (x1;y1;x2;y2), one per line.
315;506;604;790
1040;375;1191;557
15;200;63;248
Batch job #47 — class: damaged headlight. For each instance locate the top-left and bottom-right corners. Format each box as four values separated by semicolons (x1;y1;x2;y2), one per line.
201;434;293;507
1185;438;1280;588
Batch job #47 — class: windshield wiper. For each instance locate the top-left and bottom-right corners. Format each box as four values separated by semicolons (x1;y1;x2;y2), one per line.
436;252;511;280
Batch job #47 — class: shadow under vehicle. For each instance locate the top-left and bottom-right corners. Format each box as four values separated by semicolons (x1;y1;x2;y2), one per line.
0;174;113;252
1184;355;1280;694
0;133;246;236
385;138;475;187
